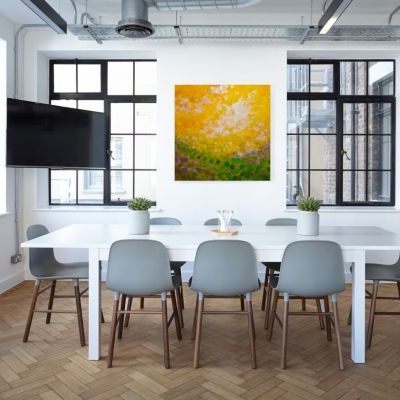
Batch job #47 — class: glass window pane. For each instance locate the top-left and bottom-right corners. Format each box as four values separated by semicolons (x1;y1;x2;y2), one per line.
108;61;133;95
340;62;367;95
310;135;336;170
287;64;309;93
287;100;308;134
51;100;77;109
77;100;104;113
77;170;103;204
53;64;76;93
368;171;391;202
287;170;309;204
368;135;391;170
310;100;336;134
111;103;133;133
135;135;157;169
287;135;309;170
110;135;133;169
78;64;101;93
343;135;366;170
369;61;394;95
369;103;392;135
310;171;336;205
135;61;157;95
135;103;156;133
343;171;366;202
310;64;333;93
50;170;76;204
111;170;133;201
135;171;156;200
343;103;367;134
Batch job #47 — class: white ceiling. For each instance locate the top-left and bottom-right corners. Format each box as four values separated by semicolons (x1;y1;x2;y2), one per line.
1;0;400;25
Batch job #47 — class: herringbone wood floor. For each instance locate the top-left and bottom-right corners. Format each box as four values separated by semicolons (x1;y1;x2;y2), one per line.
1;282;400;400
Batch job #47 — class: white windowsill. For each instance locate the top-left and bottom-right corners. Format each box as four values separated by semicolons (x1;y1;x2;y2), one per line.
34;206;162;213
283;207;400;213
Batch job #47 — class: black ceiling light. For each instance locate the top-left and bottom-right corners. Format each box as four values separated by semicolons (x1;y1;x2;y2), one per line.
20;0;67;34
318;0;353;34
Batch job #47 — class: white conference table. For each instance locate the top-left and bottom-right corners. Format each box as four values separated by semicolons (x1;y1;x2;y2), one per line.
21;224;400;363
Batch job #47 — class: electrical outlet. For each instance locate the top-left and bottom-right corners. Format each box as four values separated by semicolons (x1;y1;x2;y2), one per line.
11;254;23;264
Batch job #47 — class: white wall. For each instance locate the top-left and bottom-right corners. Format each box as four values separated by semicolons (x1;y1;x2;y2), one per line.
0;14;24;293
16;29;400;278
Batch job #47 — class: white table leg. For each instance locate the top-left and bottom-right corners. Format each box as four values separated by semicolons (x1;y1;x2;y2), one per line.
88;248;101;361
351;249;366;363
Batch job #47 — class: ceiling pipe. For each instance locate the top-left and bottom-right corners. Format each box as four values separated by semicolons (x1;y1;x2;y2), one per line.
80;12;97;25
388;5;400;25
67;0;77;24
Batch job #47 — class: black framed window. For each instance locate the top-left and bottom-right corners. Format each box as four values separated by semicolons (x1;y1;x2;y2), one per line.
287;59;395;206
48;59;157;205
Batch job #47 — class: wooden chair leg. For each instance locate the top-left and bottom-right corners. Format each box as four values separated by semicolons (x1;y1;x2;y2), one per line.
324;297;332;342
23;280;41;343
118;294;126;339
367;280;379;349
261;268;268;311
74;280;86;347
264;278;273;329
247;297;257;369
347;305;352;326
281;296;289;369
176;288;184;329
240;296;245;311
191;294;199;340
46;280;56;324
193;295;204;368
161;297;170;369
140;297;144;309
301;299;306;311
170;290;182;340
332;297;344;370
316;299;325;330
101;309;105;323
267;289;279;341
397;282;400;298
124;297;133;328
107;296;120;368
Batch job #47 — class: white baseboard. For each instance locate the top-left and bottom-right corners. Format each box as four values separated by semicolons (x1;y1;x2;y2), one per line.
0;271;25;294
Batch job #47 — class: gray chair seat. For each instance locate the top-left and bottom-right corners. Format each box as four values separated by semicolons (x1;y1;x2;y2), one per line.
350;263;400;282
38;262;89;280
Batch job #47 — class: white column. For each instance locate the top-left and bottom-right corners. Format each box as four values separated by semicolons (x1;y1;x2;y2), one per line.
88;248;101;360
351;249;366;363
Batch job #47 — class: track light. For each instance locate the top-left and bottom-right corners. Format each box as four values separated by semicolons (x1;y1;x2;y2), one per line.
20;0;67;34
318;0;353;34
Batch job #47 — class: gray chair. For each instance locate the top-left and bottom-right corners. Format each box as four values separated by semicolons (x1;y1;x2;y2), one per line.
190;240;260;368
106;239;182;369
23;224;88;346
125;217;185;327
348;256;400;348
204;218;242;226
267;241;345;370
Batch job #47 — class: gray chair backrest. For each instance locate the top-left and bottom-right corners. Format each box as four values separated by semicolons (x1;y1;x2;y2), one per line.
26;224;58;278
276;241;345;297
191;240;260;296
150;217;182;225
106;240;174;296
266;218;297;226
204;218;242;226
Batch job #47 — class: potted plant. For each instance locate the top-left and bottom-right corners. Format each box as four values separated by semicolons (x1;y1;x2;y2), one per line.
297;196;321;236
127;197;152;235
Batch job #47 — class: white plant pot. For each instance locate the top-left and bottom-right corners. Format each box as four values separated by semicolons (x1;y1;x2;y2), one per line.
128;210;150;235
297;211;320;236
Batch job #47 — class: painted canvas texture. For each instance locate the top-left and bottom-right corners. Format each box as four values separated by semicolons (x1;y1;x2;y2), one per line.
175;84;270;181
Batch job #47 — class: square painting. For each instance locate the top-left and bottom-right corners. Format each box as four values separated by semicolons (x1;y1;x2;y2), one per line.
175;84;270;181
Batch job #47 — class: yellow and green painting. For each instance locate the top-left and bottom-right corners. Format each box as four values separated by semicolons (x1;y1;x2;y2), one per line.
175;84;270;181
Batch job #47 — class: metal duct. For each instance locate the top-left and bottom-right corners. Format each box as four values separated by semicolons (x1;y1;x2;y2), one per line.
116;0;155;38
147;0;261;11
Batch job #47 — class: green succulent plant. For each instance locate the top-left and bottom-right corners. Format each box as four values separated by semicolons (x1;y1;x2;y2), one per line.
127;197;152;211
297;196;320;212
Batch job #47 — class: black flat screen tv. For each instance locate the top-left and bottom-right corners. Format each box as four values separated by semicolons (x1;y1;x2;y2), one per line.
6;98;107;169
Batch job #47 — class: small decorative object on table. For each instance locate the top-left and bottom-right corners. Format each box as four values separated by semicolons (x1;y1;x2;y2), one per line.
127;197;152;235
297;196;320;236
212;210;238;235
